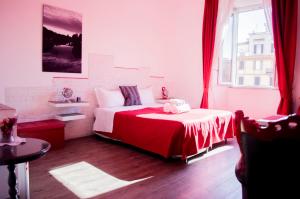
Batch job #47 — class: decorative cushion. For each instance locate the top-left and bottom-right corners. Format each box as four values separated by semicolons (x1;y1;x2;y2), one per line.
119;85;142;106
138;87;155;105
94;88;124;108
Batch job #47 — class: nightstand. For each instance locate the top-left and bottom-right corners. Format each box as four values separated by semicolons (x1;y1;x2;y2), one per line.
48;101;89;121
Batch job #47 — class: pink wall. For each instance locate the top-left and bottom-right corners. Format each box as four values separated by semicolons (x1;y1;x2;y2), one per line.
211;85;280;119
210;62;281;119
163;0;204;108
0;0;205;107
0;0;176;100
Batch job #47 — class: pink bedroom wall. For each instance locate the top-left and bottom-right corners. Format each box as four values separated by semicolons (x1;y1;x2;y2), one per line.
0;0;177;102
0;0;205;108
162;0;204;108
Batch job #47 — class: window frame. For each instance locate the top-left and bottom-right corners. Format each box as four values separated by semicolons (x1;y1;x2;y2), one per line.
217;4;277;89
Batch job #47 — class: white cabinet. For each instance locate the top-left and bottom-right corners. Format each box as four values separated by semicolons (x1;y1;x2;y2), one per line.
49;101;89;121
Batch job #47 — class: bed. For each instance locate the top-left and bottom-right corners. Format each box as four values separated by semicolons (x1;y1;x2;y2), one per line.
93;104;235;160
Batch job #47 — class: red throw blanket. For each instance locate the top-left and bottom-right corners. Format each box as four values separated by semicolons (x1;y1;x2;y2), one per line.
112;107;234;159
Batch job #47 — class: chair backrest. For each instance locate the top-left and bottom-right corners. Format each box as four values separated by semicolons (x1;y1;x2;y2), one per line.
237;112;300;198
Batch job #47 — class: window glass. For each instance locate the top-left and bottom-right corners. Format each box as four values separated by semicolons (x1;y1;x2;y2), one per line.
219;15;234;84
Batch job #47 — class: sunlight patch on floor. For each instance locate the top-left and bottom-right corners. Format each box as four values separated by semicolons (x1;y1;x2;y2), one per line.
49;161;152;199
188;145;234;164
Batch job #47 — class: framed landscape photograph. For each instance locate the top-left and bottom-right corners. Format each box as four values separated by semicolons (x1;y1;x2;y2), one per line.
42;4;82;73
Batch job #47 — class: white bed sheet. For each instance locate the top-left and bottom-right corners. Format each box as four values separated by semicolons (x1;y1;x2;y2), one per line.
93;104;162;133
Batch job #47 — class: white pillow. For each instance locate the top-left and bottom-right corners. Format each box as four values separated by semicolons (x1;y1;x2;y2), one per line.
94;88;124;107
138;87;155;105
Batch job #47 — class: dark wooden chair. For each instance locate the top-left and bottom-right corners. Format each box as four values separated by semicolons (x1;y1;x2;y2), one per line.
234;111;300;199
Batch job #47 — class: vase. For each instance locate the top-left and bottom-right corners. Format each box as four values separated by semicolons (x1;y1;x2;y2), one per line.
162;87;169;99
0;128;15;143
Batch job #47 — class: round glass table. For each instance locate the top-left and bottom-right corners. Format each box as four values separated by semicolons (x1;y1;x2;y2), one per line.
0;138;50;199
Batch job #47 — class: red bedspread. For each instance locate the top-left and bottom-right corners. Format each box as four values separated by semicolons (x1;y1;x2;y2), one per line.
112;107;235;159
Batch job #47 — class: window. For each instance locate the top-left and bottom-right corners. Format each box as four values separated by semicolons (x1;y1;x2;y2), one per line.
254;60;263;70
254;44;263;54
269;76;273;86
271;43;274;53
239;61;245;70
219;15;234;84
254;76;260;86
218;6;276;88
238;76;244;85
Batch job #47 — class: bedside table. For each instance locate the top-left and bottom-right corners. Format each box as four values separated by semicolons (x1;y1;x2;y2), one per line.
48;101;89;121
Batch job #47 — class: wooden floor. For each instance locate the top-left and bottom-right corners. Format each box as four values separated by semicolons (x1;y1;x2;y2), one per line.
29;135;242;199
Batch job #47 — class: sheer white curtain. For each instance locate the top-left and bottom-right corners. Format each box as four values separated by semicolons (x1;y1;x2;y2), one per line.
212;0;235;69
209;0;234;108
262;0;273;35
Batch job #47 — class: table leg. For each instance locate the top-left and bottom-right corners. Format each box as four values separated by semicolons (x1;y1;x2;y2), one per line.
7;164;19;199
26;162;30;199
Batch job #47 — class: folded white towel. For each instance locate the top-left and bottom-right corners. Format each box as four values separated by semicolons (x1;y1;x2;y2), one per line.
163;102;191;114
169;99;186;106
163;102;172;112
170;103;191;114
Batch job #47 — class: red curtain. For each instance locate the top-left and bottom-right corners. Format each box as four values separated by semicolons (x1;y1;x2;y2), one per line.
271;0;298;115
200;0;219;108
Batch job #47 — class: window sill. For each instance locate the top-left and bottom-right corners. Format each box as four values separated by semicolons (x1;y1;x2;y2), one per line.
217;84;278;90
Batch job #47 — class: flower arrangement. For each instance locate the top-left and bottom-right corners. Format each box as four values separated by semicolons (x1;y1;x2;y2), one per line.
0;117;17;142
